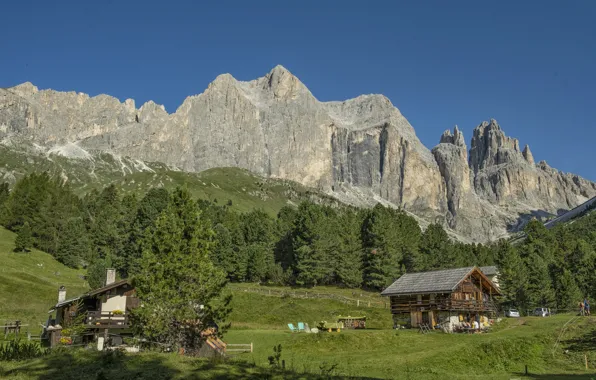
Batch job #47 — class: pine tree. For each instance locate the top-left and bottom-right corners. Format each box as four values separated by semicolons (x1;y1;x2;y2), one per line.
556;269;582;310
292;202;328;286
495;241;528;308
565;240;596;298
273;206;297;271
360;204;421;289
87;256;111;289
525;252;556;308
332;210;363;288
131;188;230;350
418;223;453;270
14;221;33;252
55;218;91;268
0;182;9;208
245;244;272;282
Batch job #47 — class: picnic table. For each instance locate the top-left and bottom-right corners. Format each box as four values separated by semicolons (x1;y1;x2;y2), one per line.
318;321;343;332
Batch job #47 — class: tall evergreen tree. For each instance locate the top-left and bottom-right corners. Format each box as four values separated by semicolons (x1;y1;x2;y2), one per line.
361;205;405;289
131;188;230;350
87;256;111;289
525;252;556;308
332;210;363;288
0;182;9;208
291;202;328;286
418;223;455;270
55;218;91;268
14;221;33;252
495;241;528;308
555;269;582;310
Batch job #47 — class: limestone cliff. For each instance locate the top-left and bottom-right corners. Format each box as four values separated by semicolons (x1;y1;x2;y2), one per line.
1;66;594;242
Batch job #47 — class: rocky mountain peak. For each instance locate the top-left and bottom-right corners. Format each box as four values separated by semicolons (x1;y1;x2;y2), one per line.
439;125;466;149
263;65;306;99
9;82;39;97
469;119;523;174
1;67;595;243
208;73;238;90
138;100;168;123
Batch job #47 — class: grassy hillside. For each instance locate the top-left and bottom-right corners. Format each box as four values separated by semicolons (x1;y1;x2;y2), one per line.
229;291;392;330
0;227;88;328
225;315;596;379
2;226;596;379
0;145;339;216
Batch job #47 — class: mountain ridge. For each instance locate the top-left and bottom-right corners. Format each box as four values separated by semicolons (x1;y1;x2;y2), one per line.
2;65;595;242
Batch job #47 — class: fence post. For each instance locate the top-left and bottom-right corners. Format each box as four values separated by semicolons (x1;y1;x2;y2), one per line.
251;342;253;353
357;300;360;307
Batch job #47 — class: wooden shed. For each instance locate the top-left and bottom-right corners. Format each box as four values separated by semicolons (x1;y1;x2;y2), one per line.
381;266;500;329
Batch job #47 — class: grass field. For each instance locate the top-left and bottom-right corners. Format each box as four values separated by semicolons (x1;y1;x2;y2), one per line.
2;227;596;379
0;227;88;329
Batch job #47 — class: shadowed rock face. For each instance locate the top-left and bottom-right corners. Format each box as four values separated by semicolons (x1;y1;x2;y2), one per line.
1;66;595;242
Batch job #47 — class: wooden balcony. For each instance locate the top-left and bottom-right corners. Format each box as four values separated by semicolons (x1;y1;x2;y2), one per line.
86;311;130;329
390;299;498;313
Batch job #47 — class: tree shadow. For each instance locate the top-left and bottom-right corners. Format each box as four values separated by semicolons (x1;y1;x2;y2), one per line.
562;329;596;353
0;350;382;380
512;373;596;379
190;359;381;379
0;350;180;380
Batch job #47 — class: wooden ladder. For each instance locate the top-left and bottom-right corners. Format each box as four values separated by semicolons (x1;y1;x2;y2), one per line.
418;323;432;334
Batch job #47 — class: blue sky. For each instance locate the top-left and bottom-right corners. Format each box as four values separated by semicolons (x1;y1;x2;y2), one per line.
2;1;595;180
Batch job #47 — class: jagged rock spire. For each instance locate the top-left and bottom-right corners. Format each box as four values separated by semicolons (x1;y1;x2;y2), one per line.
439;125;466;149
522;144;535;165
469;119;522;174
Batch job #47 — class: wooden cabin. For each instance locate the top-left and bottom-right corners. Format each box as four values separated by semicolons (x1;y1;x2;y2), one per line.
46;269;138;348
381;266;500;330
46;269;223;354
479;266;499;289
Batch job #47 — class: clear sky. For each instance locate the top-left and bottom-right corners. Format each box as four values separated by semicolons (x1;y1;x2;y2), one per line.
2;1;595;180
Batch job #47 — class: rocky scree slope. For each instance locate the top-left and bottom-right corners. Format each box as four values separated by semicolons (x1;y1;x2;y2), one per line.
1;66;594;242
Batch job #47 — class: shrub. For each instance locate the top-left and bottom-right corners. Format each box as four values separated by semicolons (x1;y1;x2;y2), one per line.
0;340;49;361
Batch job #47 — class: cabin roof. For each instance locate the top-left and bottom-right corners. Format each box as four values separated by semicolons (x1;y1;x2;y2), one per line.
381;266;500;297
50;279;131;311
479;266;498;276
87;279;130;296
53;296;83;310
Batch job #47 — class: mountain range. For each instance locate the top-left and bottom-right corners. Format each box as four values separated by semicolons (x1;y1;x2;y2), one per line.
1;65;595;242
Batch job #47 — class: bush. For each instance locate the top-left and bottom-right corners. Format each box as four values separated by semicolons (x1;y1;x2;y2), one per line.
0;340;49;361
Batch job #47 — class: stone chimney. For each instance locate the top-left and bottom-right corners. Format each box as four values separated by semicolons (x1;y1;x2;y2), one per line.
58;286;66;303
106;269;116;286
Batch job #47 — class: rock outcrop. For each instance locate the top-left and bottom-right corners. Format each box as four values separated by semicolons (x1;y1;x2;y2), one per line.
1;66;595;242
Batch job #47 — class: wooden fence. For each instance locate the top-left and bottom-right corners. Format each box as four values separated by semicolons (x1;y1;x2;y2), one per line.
233;287;389;309
226;343;253;353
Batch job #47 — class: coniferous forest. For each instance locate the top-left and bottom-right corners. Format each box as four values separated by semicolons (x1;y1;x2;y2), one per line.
1;172;595;312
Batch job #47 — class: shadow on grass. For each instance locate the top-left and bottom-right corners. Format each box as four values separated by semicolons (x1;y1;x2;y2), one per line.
0;350;179;380
0;350;381;379
563;329;596;353
512;373;596;379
